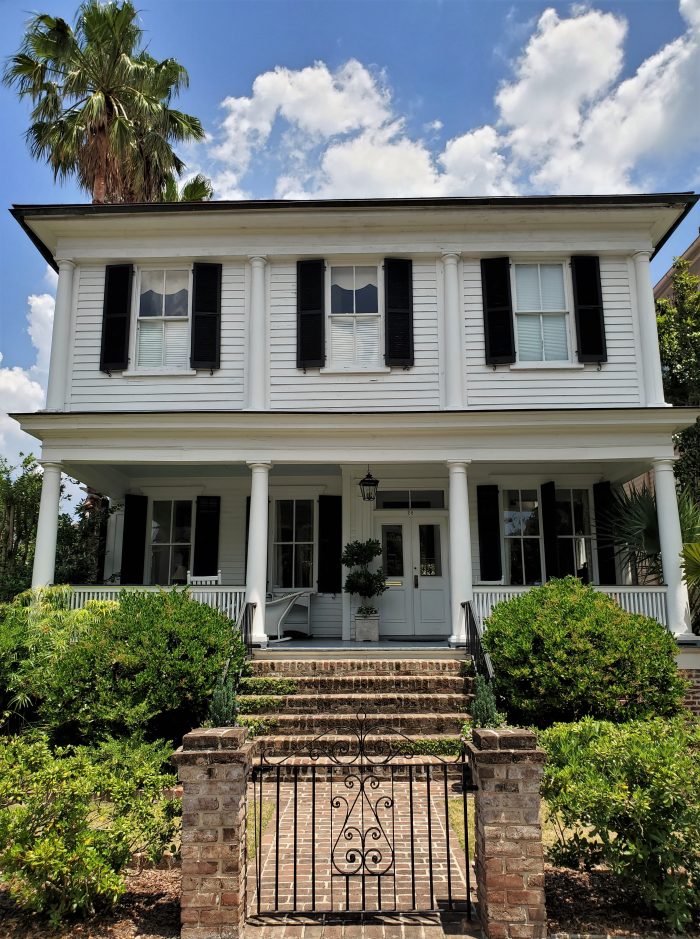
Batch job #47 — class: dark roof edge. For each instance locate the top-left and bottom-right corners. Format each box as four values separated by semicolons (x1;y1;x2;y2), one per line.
11;208;60;272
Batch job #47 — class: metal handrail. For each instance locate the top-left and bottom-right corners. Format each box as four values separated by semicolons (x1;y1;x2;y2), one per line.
462;600;495;683
238;601;256;658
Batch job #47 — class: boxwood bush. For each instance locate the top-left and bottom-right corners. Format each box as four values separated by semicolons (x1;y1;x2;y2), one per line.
482;577;687;726
540;716;700;931
3;586;246;744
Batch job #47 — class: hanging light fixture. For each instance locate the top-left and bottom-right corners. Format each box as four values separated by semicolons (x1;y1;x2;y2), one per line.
359;467;379;502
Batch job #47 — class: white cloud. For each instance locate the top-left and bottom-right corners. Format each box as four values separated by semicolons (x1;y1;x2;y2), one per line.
27;293;55;379
202;0;700;200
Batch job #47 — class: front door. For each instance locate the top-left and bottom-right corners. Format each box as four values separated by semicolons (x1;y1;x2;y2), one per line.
377;515;450;638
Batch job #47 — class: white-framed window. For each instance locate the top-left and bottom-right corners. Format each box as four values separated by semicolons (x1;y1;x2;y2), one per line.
150;499;193;584
273;499;315;589
503;489;543;585
512;262;570;363
554;488;594;583
328;264;382;370
135;267;191;370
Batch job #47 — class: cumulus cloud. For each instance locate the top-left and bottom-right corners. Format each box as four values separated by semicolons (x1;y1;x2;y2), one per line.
202;0;700;199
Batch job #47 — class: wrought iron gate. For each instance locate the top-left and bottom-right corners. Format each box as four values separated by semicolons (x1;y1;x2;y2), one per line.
250;714;476;917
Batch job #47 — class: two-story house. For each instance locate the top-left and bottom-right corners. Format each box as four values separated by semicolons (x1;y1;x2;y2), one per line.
11;193;699;647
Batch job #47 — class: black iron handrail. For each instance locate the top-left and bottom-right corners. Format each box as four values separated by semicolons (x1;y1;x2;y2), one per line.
462;600;495;683
238;601;256;659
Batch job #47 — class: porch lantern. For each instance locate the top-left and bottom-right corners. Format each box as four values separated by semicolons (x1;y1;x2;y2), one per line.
359;468;379;503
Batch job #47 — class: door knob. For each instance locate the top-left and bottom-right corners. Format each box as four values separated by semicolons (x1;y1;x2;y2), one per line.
414;574;419;589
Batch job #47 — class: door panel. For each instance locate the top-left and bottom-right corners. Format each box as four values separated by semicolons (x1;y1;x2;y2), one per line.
411;519;449;636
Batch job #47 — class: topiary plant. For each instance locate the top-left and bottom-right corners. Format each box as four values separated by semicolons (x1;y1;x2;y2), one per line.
341;539;388;615
469;674;505;729
482;576;688;727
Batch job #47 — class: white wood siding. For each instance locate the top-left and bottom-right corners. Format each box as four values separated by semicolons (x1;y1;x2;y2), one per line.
462;257;642;408
268;261;441;410
68;264;246;411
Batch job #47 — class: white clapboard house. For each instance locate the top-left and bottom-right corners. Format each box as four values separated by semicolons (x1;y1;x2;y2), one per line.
11;193;700;647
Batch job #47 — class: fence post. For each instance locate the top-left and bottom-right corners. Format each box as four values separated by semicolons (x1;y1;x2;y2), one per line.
468;728;547;939
172;727;253;939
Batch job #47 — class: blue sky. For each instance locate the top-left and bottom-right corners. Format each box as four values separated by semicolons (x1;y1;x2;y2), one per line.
1;0;699;463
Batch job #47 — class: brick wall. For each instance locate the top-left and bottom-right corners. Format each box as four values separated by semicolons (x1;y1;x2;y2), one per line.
676;645;700;716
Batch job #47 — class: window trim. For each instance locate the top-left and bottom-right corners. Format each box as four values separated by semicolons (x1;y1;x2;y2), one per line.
128;263;194;374
147;496;195;586
323;260;386;372
268;493;320;593
508;258;576;367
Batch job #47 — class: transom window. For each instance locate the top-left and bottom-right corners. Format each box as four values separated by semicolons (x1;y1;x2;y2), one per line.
513;263;569;363
375;490;445;510
273;499;314;589
136;268;190;370
504;489;542;585
555;489;594;583
329;265;381;370
150;499;192;585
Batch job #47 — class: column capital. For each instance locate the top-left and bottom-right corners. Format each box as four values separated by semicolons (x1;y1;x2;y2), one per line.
247;460;273;471
446;459;471;471
652;456;676;471
248;255;267;266
56;259;76;272
441;251;461;265
40;460;63;473
632;249;652;263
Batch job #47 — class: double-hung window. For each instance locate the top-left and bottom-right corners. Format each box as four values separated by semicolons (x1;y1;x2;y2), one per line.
150;499;192;584
555;489;594;582
504;489;543;585
136;268;190;370
513;263;569;363
273;499;315;589
329;265;381;370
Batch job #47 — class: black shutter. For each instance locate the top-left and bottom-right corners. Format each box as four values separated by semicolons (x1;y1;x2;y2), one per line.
572;256;607;363
593;481;617;585
476;485;502;581
384;258;414;366
480;257;515;365
191;263;222;369
120;493;147;585
244;496;250;573
297;259;325;368
540;482;559;581
318;495;342;593
193;496;221;576
100;264;133;372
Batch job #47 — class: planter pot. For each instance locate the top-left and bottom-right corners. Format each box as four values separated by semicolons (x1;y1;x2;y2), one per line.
354;614;380;642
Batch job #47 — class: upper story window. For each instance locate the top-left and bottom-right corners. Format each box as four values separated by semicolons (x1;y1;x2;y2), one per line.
329;265;381;370
136;268;191;370
512;263;569;363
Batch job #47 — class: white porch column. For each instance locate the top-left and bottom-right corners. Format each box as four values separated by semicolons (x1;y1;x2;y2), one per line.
248;256;267;410
31;461;63;587
442;253;465;409
447;460;472;646
46;260;75;410
245;461;272;647
653;458;692;636
633;251;666;407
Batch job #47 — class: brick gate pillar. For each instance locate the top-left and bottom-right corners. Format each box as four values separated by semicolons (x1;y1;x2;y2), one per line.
468;728;547;939
172;727;253;939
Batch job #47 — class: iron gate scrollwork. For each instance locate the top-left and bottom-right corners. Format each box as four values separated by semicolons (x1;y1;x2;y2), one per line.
250;713;477;917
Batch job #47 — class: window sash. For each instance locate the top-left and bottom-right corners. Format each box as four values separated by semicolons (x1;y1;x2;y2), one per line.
149;499;192;585
273;499;315;589
513;262;570;363
328;264;382;369
134;267;191;370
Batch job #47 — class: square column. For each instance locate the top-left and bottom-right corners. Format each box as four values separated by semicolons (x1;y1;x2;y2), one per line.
448;460;473;646
654;458;692;636
31;461;63;587
245;461;271;647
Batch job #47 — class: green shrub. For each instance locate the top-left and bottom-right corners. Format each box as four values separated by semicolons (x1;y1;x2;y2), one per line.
238;676;298;695
6;587;246;744
540;716;700;931
482;577;687;726
0;734;179;925
469;675;505;728
208;673;238;726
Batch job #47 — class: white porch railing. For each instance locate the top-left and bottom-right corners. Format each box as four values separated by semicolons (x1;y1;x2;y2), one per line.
472;584;669;628
69;585;247;622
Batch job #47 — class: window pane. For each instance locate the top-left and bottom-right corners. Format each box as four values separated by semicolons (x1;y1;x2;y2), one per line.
522;539;542;584
151;545;170;584
330;316;355;367
137;320;164;368
504;490;523;537
276;544;293;588
376;490;410;509
573;538;591;581
295;543;313;588
507;540;524;585
557;538;576;577
140;270;163;317
514;265;541;312
171;547;190;584
543;313;569;361
164;270;188;317
354;266;378;314
517;315;543;361
382;525;404;576
331;267;355;314
540;264;565;310
521;491;540;535
555;490;573;536
295;500;314;542
172;501;192;543
355;315;381;369
276;501;294;542
572;490;590;535
409;490;445;509
163;320;189;369
151;502;171;544
419;524;442;576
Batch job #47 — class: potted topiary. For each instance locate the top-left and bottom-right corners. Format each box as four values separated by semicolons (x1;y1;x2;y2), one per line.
341;539;388;642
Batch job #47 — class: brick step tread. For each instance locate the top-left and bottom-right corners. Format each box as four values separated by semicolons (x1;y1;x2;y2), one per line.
252;731;464;757
250;658;465;677
242;712;466;736
252;675;472;693
238;692;472;713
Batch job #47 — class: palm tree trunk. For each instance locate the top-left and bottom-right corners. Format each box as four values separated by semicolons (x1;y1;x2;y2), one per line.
92;126;108;203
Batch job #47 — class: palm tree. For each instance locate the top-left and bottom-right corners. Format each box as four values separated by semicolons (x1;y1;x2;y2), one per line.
161;172;213;203
3;1;204;203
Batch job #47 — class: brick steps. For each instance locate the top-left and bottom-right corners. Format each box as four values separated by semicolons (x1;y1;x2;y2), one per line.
249;674;471;694
246;710;466;736
249;657;464;677
238;691;471;714
252;732;464;759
